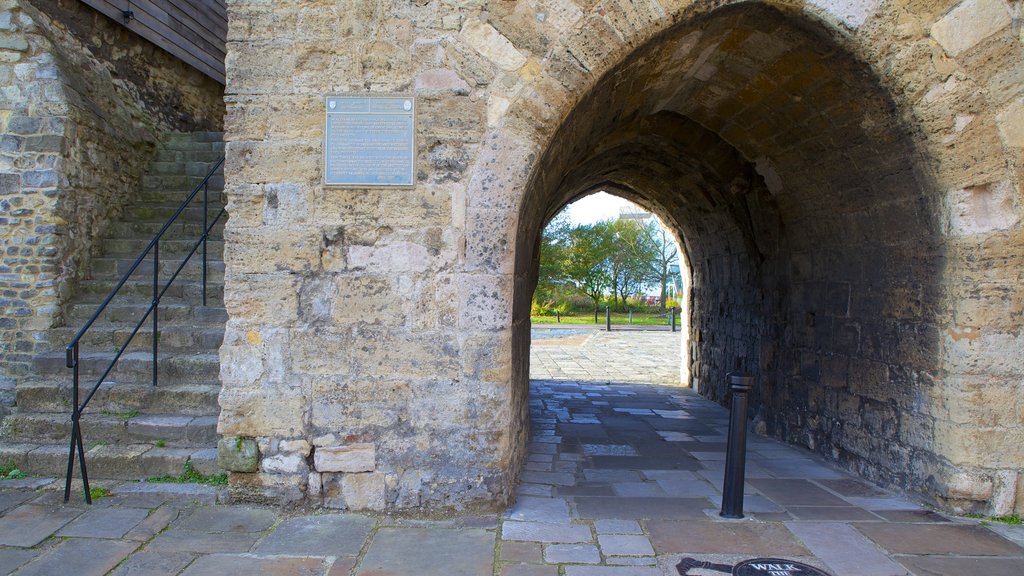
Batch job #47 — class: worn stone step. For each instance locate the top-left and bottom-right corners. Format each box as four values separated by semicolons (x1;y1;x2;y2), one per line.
66;301;226;327
88;257;225;283
108;219;225;238
31;351;220;383
15;380;220;415
73;279;225;305
148;160;225;177
100;238;224;259
0;441;220;480
141;173;224;193
121;202;226;222
47;324;224;355
1;412;218;446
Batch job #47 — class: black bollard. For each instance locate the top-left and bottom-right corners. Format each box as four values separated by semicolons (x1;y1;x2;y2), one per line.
606;306;611;331
556;311;560;323
670;308;676;332
594;308;598;323
629;310;633;324
721;373;753;519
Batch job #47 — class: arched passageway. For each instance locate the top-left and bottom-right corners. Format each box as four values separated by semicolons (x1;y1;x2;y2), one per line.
513;3;946;501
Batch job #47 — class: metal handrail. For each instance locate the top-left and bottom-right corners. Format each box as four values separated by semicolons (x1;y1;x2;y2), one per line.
63;157;225;504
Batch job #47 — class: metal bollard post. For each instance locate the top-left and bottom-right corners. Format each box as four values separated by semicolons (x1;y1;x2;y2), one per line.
606;306;611;331
629;310;633;324
721;373;753;518
670;308;676;332
594;308;598;323
556;311;560;323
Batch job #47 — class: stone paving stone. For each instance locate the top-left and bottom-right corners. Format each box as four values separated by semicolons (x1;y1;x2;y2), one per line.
786;522;908;576
521;471;576;486
856;523;1024;555
0;547;37;574
815;478;888;497
0;504;83;547
57;506;150;538
145;529;263;553
253;513;375;557
594;519;642;534
0;490;34;513
759;459;848;479
654;478;719;498
786;506;881;521
607;556;657;565
501;564;560;576
506;496;572;524
113;482;219;504
518;484;554;497
557;484;616;497
591;455;700;470
598;534;655;556
574;496;710;519
896;556;1024;576
611;482;667;497
844;496;922;510
646;520;810;555
108;550;195;576
502;520;593;543
584;470;640;482
174;505;277;533
747;479;850;506
92;491;170;510
124;506;180;541
15;538;138;576
328;557;357;575
501;540;543;563
563;565;661;576
181;554;327;576
871;509;949;523
356;528;494;576
544;543;601;563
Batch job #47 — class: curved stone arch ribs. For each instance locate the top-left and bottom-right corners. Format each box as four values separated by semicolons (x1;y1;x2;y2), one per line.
465;0;1024;515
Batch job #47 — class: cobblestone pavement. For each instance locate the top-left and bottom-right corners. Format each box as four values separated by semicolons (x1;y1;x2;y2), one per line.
1;333;1022;575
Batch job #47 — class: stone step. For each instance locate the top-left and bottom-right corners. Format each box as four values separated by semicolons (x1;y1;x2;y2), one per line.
47;324;224;355
142;174;224;193
15;380;220;415
66;301;228;323
148;160;224;177
88;257;225;283
73;279;225;305
100;238;225;259
31;351;220;383
121;201;226;223
1;411;218;446
108;219;226;239
0;441;220;480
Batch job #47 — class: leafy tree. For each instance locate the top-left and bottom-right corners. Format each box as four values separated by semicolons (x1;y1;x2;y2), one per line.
561;221;613;311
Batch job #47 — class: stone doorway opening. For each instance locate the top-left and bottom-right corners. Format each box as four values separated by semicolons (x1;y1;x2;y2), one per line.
510;2;945;504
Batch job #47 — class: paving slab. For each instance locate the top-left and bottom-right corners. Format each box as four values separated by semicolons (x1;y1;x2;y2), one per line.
0;547;38;574
544;543;601;563
14;538;138;576
145;529;263;553
181;553;327;576
501;540;543;563
787;522;908;576
502;520;593;543
0;504;82;547
506;496;572;524
598;534;655;556
0;490;34;513
647;520;810;555
253;513;375;557
108;550;196;576
501;564;560;576
748;479;850;507
856;523;1024;556
574;496;710;519
594;519;643;534
174;505;277;533
563;565;661;576
895;555;1024;576
356;528;495;576
57;506;151;538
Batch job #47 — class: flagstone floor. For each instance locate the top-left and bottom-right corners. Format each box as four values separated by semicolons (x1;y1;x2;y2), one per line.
0;329;1021;575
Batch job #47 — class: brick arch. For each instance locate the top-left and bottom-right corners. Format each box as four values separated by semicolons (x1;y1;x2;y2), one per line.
463;0;1024;513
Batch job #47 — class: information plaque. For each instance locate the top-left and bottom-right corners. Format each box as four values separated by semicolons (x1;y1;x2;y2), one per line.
324;95;415;187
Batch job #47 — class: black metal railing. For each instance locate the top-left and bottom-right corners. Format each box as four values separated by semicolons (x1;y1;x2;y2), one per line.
63;158;225;503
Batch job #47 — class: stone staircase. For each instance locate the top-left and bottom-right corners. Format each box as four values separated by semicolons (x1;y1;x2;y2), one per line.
0;132;226;480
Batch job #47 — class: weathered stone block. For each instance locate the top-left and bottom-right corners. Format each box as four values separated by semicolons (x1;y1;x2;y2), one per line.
930;0;1011;57
217;437;260;473
314;443;375;473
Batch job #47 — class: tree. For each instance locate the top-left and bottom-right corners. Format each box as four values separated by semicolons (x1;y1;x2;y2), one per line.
535;213;571;305
561;222;613;311
607;218;659;308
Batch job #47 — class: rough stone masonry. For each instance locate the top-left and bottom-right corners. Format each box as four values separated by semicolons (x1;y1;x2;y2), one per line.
212;0;1024;514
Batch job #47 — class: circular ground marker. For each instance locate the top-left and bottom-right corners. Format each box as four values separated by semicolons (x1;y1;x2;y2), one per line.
733;558;832;576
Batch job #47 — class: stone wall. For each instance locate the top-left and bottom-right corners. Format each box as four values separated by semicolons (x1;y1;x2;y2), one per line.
221;0;1023;515
0;0;223;411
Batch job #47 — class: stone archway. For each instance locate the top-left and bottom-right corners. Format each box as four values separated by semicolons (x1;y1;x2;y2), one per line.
218;0;1023;514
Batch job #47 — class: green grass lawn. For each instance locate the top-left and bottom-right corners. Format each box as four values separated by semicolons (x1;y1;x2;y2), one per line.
531;312;675;326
